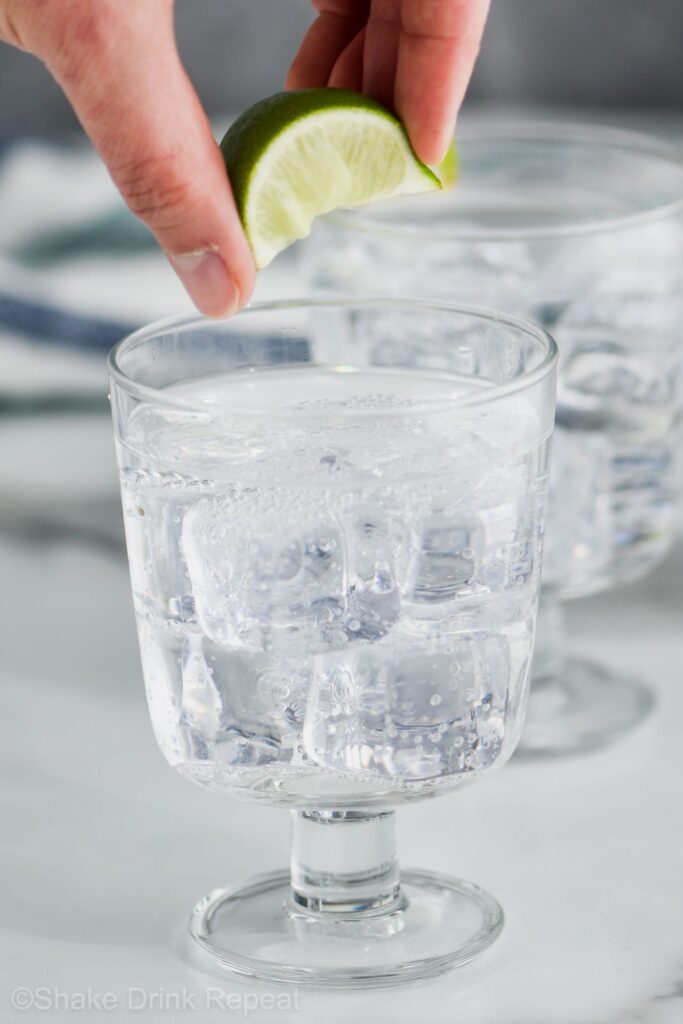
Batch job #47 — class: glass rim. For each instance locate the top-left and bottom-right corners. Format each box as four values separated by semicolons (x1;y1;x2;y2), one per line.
325;119;683;243
108;297;558;419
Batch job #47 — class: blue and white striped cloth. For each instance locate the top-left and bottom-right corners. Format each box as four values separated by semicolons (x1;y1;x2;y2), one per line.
0;137;304;404
0;140;195;402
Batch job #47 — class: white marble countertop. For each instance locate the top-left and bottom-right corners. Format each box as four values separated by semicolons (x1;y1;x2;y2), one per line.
1;108;683;1023
1;494;682;1023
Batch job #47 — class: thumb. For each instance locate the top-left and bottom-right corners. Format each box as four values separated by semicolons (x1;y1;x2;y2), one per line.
43;1;254;317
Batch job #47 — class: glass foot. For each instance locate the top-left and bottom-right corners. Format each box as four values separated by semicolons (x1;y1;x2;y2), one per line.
518;657;655;757
189;868;503;989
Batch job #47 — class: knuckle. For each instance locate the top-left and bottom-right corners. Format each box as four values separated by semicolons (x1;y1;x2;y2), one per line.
0;0;59;50
61;0;124;48
0;1;24;47
38;0;127;78
112;152;197;230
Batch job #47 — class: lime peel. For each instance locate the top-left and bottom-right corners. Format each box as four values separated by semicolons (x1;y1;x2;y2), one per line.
221;88;443;268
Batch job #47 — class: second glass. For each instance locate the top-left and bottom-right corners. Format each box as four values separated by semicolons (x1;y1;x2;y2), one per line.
303;121;683;755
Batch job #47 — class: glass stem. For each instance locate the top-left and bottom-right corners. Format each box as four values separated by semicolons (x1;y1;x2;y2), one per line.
290;810;401;916
532;595;568;686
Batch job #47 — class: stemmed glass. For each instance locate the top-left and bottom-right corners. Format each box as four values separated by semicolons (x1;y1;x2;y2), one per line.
303;122;683;755
109;298;556;987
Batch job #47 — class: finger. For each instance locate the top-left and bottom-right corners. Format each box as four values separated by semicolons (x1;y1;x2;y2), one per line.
328;27;366;91
362;0;401;110
287;2;368;89
44;1;254;317
395;0;490;164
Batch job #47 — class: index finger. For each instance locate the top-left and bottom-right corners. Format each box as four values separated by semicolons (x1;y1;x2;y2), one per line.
394;0;490;165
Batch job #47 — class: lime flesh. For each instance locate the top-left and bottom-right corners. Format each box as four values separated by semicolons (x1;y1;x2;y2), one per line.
220;89;443;268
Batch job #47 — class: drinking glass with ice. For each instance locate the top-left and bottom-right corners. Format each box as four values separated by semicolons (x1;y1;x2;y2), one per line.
109;299;557;987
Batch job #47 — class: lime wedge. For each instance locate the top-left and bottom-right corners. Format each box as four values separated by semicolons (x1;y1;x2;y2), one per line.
220;88;443;268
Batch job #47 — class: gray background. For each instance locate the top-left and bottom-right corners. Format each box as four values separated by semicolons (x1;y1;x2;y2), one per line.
1;0;682;136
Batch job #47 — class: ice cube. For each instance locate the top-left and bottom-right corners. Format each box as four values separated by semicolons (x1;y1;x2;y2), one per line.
405;513;481;605
476;464;536;590
182;490;347;653
541;422;612;585
558;334;678;406
303;634;510;780
302;647;382;773
213;728;281;768
342;506;405;641
551;262;682;404
179;636;310;769
121;468;204;626
179;633;223;747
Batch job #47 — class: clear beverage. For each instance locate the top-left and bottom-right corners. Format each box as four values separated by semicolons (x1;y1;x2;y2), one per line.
304;125;683;600
109;300;557;985
302;126;683;755
118;363;550;807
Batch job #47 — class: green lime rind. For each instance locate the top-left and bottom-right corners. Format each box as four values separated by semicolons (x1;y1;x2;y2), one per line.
221;88;440;213
220;88;442;266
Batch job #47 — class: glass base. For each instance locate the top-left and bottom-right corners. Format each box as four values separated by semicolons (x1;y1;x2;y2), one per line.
518;656;655;757
189;868;504;989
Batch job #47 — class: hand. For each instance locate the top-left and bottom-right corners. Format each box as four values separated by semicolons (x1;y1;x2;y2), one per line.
288;0;490;165
0;0;255;317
